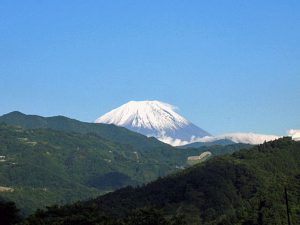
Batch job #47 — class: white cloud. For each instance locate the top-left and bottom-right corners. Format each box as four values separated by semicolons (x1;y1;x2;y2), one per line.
157;132;189;146
190;133;280;145
157;132;280;146
288;129;300;141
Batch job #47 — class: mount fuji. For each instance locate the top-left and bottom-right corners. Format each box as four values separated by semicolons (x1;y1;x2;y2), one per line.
95;100;280;146
95;100;211;146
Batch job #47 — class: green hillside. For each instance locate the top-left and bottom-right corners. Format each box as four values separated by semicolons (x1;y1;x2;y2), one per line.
23;138;300;225
0;122;248;215
0;112;251;216
0;111;169;151
0;123;176;215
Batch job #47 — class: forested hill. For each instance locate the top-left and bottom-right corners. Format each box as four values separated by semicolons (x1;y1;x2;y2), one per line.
0;111;169;151
0;122;249;215
24;137;300;225
0;123;181;215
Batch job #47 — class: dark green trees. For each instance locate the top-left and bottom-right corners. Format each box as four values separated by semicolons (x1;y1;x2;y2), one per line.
0;200;21;225
22;138;300;225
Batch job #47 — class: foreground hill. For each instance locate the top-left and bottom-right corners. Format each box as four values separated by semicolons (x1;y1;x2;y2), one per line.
0;122;248;215
24;138;300;225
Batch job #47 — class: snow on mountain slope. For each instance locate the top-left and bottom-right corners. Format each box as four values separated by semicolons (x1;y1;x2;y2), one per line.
95;100;211;146
190;132;280;145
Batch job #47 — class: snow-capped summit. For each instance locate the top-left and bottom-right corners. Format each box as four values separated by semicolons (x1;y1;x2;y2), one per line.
95;100;211;145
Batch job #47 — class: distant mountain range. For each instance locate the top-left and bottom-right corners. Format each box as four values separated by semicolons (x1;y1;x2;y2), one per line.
95;100;280;146
181;139;236;148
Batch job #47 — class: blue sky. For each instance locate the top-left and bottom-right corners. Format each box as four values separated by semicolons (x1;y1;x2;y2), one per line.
1;0;299;135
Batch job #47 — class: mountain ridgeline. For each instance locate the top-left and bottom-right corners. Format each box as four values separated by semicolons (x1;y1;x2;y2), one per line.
0;112;249;215
23;138;300;225
0;111;169;151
